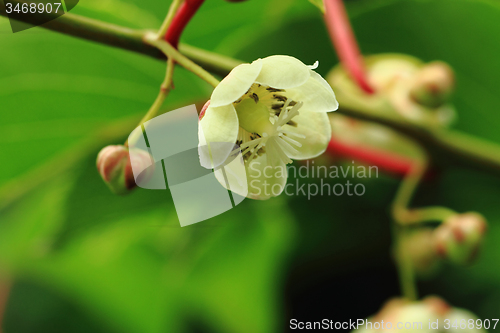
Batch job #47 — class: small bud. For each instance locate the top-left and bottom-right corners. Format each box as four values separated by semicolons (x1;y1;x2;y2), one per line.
410;61;455;108
434;212;487;265
97;145;153;195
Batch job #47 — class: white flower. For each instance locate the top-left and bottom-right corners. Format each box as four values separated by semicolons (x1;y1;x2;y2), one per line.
199;55;339;199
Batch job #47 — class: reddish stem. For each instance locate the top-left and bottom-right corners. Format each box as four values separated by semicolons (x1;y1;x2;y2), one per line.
324;0;374;94
164;0;205;48
327;138;416;177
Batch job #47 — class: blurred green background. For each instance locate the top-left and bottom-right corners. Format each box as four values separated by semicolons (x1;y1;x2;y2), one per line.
1;0;500;332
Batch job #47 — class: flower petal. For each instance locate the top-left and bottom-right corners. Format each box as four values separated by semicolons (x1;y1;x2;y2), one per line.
245;154;288;200
214;148;249;198
255;55;310;89
285;70;339;112
198;104;239;168
210;59;263;108
281;110;331;160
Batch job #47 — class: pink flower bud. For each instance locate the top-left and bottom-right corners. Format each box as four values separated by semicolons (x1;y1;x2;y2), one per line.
410;61;455;108
434;212;487;265
96;145;153;195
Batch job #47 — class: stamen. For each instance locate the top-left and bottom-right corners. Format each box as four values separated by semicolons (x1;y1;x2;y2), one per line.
266;87;284;92
273;94;287;102
270;140;293;164
281;129;306;139
276;136;299;155
248;142;265;162
280;134;302;148
240;137;262;150
278;101;302;126
251;93;259;103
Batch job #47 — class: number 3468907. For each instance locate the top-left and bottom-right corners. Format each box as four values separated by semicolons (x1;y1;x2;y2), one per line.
5;2;62;14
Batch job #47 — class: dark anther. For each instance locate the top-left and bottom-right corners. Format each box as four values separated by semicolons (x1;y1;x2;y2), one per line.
266;87;284;92
251;93;259;103
273;94;287;102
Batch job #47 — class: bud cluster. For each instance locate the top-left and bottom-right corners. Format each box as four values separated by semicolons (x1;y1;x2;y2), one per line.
327;54;457;128
403;212;487;275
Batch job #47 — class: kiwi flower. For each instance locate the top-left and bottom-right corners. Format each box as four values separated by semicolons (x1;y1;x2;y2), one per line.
199;55;338;199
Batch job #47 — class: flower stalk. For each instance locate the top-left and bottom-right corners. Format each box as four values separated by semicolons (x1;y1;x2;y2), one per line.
391;162;428;300
164;0;206;47
327;138;417;177
145;33;220;87
324;0;374;94
157;0;184;40
126;57;176;147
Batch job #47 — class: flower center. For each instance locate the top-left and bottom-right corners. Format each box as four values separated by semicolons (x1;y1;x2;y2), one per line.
234;86;306;167
234;98;273;134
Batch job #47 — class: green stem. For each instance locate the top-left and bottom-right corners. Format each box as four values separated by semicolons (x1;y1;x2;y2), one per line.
338;107;500;178
391;162;427;224
157;0;183;39
178;43;242;75
127;57;176;147
144;33;220;87
393;224;418;301
391;162;427;301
